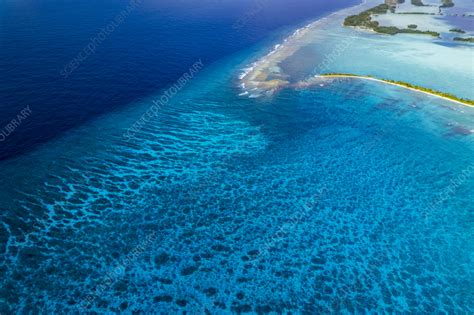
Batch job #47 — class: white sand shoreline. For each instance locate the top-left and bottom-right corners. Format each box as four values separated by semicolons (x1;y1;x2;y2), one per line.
239;0;371;94
305;75;474;107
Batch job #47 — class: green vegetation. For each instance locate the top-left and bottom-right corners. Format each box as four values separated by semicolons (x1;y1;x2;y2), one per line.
411;0;425;6
453;37;474;42
322;73;359;77
398;29;439;36
372;26;401;35
372;26;439;36
449;28;465;33
344;4;439;37
343;4;390;29
382;79;473;106
440;0;454;8
408;24;418;28
319;73;474;106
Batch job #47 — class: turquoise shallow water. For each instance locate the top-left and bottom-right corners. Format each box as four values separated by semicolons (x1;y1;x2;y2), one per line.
1;45;474;312
274;0;474;101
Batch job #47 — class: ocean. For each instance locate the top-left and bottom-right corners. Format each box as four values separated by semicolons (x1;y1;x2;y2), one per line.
0;0;355;160
1;0;473;313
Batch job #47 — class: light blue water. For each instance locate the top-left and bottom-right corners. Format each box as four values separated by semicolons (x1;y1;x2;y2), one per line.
275;0;474;101
0;43;473;312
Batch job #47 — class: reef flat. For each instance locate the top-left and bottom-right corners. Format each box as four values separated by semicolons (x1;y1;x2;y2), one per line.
240;0;474;103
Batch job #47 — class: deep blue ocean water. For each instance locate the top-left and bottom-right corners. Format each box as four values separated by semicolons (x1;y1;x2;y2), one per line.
0;0;355;160
1;0;474;313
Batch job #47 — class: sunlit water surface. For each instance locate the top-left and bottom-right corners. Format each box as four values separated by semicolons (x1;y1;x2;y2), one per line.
1;0;474;313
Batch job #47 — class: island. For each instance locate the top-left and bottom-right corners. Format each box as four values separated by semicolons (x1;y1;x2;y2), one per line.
440;0;454;8
239;0;473;107
450;28;465;33
316;74;474;106
453;37;474;42
343;3;440;37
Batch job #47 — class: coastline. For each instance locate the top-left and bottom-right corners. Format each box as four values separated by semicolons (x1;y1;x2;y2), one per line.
306;74;474;107
238;0;370;97
239;0;385;95
239;0;474;104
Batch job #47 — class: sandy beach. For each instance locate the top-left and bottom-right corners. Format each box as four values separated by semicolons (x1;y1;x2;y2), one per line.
305;74;474;107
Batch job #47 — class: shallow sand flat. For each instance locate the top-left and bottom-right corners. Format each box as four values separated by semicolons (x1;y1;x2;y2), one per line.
372;12;451;33
240;0;474;100
239;0;377;96
423;0;443;4
396;2;439;14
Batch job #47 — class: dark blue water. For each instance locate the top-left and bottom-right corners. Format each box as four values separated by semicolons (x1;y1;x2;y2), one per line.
0;0;356;160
